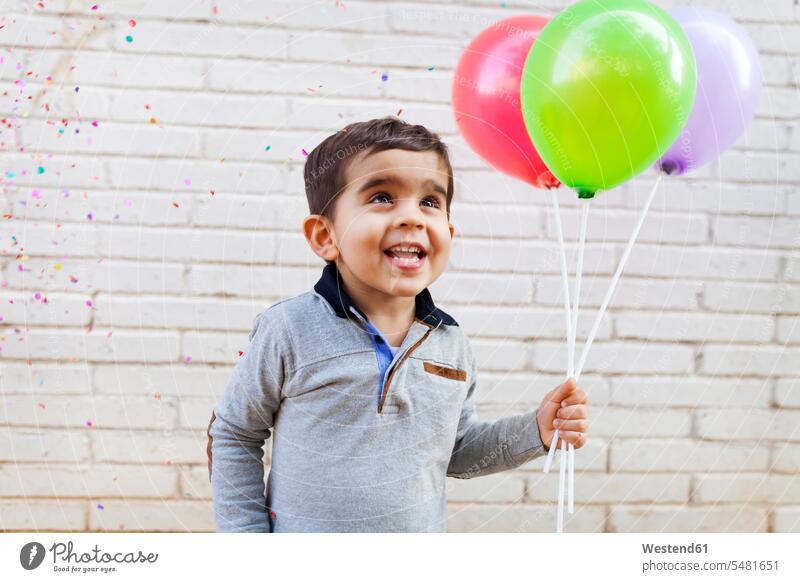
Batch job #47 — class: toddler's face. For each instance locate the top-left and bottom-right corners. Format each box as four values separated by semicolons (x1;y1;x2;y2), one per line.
328;148;454;300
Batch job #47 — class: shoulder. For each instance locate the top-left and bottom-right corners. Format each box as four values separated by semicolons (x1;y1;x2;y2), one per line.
254;291;323;329
247;292;324;364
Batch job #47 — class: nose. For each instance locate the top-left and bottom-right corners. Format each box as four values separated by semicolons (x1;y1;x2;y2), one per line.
392;196;425;229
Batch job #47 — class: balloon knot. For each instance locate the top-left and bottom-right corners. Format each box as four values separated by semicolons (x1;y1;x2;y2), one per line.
660;161;681;176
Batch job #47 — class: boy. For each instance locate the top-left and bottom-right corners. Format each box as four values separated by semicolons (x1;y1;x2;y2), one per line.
207;117;589;533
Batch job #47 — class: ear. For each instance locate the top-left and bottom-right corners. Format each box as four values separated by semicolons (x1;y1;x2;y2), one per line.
448;223;455;239
303;214;339;262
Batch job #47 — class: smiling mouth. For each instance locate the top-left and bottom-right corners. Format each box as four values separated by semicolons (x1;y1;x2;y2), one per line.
384;248;427;259
383;245;428;268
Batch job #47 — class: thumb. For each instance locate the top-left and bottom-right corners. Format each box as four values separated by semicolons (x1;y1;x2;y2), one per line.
548;377;576;405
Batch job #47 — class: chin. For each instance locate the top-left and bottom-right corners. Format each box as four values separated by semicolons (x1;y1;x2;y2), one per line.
381;279;426;297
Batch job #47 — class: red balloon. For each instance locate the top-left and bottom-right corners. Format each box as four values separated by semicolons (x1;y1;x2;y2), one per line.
453;16;559;189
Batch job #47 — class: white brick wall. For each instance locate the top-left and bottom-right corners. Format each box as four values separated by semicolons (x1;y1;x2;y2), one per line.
0;0;797;533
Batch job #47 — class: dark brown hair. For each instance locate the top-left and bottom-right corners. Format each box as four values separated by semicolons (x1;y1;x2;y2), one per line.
303;116;455;223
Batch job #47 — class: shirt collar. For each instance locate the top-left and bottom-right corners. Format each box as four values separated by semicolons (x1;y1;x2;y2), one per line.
313;262;459;328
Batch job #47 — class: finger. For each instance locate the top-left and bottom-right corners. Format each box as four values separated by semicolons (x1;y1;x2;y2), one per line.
548;378;576;405
557;404;588;420
556;430;587;449
560;389;588;407
552;419;588;433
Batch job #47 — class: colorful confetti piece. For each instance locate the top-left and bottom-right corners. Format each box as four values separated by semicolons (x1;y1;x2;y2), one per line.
125;35;133;43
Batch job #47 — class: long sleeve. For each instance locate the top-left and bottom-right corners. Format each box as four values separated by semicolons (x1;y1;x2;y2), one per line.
207;311;285;532
446;344;547;479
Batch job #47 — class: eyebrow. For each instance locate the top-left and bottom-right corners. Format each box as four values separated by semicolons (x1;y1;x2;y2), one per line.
357;174;447;198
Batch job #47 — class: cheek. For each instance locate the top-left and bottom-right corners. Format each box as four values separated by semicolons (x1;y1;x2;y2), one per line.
430;222;453;251
337;217;384;255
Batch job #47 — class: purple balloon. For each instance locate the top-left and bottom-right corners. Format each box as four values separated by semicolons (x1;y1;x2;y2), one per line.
657;7;762;176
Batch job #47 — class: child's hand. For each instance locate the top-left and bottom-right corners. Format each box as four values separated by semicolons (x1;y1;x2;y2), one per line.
536;378;589;451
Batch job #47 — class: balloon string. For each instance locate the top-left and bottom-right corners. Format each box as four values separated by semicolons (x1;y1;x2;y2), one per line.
543;191;571;478
556;437;568;533
575;173;663;378
568;200;589;515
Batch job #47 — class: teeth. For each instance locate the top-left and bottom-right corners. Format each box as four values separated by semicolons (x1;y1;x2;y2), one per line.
392;254;420;263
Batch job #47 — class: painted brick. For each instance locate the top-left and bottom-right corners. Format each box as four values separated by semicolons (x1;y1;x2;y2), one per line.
610;439;769;473
534;341;694;375
609;506;768;533
445;503;604;533
0;500;86;531
527;472;690;504
615;312;774;343
91;429;210;465
611;377;771;408
694;475;800;504
775;379;800;407
696;409;800;442
89;499;214;532
0;428;90;462
0;463;177;497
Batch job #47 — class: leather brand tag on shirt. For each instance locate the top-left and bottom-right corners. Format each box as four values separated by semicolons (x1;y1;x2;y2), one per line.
423;361;467;382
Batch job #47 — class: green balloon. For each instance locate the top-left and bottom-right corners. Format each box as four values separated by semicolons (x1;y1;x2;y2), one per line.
520;0;696;198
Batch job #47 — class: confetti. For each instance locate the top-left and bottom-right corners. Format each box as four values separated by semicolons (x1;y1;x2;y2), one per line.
301;148;308;157
264;145;271;152
91;4;98;10
149;117;157;124
427;66;435;71
125;35;133;43
74;86;79;93
86;212;93;220
85;299;93;307
184;178;191;186
86;420;93;427
96;503;104;510
184;356;192;363
38;401;46;409
172;201;180;208
36;166;45;174
91;120;98;127
381;73;389;82
154;392;161;400
128;19;136;27
54;263;61;270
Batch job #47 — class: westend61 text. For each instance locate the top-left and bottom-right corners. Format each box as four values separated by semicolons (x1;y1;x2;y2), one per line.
642;543;708;554
49;541;159;564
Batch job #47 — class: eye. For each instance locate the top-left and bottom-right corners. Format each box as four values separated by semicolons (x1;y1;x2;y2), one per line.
421;197;441;209
369;192;392;204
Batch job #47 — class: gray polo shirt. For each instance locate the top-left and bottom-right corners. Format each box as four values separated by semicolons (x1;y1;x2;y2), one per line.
207;262;546;532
